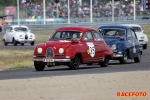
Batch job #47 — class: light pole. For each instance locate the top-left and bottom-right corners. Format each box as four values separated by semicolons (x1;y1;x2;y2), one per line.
68;0;70;24
17;0;20;25
112;0;114;22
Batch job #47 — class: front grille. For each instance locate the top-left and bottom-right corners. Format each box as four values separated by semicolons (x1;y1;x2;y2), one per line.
25;35;28;39
46;48;54;58
139;40;143;42
37;54;45;57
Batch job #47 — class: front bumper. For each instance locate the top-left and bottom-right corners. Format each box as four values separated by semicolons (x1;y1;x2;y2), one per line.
113;53;123;58
17;39;34;43
139;40;148;45
33;57;71;62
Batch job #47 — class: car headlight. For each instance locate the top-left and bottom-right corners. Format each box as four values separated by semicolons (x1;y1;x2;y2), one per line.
30;35;33;37
59;48;64;53
140;36;144;39
37;48;43;53
111;44;117;50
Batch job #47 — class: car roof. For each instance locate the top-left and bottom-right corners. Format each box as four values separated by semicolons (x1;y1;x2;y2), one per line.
10;25;29;28
56;26;95;32
121;24;141;28
99;25;131;30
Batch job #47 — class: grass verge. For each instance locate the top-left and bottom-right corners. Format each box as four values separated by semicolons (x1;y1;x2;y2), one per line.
0;49;33;70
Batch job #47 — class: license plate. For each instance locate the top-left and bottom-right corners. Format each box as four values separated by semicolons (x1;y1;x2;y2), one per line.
43;58;54;62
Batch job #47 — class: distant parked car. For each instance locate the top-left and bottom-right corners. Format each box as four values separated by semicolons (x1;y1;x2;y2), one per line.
3;25;35;46
98;25;142;64
122;24;148;49
33;26;113;71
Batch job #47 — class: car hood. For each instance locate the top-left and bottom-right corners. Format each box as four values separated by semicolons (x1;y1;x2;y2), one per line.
36;40;73;54
15;31;34;35
104;37;123;46
135;32;145;39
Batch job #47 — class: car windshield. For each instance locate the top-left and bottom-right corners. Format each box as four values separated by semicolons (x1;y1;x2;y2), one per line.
14;27;28;32
52;31;82;40
101;29;125;38
131;27;141;32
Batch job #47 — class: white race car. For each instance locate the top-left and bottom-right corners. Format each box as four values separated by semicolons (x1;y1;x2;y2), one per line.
3;25;35;46
122;24;148;49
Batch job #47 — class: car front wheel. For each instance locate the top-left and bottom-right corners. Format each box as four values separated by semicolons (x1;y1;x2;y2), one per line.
13;39;18;46
31;42;34;46
100;56;109;67
119;51;127;64
34;62;45;71
143;44;147;49
134;52;141;63
3;39;8;46
67;55;80;70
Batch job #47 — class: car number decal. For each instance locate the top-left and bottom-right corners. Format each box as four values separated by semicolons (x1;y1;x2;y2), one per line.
86;42;95;57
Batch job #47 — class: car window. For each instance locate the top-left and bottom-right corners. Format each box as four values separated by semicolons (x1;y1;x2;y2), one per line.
93;31;102;41
130;29;137;39
83;31;93;41
14;27;28;32
131;27;141;32
101;29;125;37
127;29;132;38
52;31;82;40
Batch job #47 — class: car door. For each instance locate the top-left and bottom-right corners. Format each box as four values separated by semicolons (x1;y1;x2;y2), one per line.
5;27;11;42
92;31;105;61
127;29;137;58
130;29;141;57
82;31;98;63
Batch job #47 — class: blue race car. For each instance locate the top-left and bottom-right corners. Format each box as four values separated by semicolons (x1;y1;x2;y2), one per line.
98;25;142;64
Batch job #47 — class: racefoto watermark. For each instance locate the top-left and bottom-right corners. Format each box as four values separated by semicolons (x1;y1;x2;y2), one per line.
117;92;148;98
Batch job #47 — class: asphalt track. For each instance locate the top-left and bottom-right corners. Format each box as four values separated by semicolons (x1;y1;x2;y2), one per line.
0;45;150;80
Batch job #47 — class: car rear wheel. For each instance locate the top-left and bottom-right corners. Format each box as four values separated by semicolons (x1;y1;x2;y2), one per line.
134;52;141;63
100;56;109;67
119;51;127;64
13;39;17;46
143;44;147;49
3;39;8;46
34;62;45;71
67;55;80;70
31;42;34;46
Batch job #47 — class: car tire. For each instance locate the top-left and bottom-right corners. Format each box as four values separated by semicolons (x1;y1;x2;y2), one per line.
13;39;18;46
67;55;80;70
100;56;109;67
3;39;8;46
21;43;24;46
134;52;141;63
34;62;45;71
119;51;127;64
31;42;34;46
143;44;147;49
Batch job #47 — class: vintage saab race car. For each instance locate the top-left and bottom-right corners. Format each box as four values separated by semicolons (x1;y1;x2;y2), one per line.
3;25;35;46
98;25;142;64
33;26;113;71
122;24;148;49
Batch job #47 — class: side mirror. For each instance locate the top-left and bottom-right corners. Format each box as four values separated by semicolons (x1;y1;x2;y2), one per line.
142;30;144;33
71;39;79;43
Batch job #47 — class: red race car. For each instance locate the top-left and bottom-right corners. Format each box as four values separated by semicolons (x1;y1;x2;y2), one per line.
33;27;113;71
